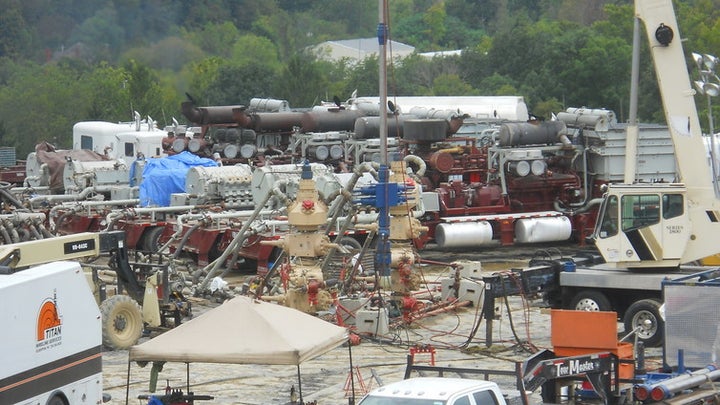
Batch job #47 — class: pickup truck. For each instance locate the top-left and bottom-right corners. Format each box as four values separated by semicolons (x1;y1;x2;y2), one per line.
357;377;507;405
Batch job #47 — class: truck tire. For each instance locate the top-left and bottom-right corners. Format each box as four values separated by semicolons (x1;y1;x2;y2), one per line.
623;299;664;347
142;226;165;253
100;295;143;350
569;290;611;312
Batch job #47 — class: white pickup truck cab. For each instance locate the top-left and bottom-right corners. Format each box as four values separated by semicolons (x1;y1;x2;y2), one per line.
358;377;507;405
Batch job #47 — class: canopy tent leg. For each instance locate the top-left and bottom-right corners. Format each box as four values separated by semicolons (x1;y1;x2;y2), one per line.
297;364;303;403
125;360;131;405
349;343;356;405
186;363;190;393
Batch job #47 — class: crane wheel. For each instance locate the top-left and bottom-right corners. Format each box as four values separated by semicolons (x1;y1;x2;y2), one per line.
569;290;611;312
100;295;143;350
623;299;664;347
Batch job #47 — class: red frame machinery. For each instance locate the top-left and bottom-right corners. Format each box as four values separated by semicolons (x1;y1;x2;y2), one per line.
53;211;282;272
178;101;601;249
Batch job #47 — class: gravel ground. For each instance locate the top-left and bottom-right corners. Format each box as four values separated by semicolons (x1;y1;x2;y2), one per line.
100;243;663;405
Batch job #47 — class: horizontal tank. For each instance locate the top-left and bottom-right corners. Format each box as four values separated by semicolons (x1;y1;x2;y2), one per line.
302;110;364;133
498;121;567;147
435;221;493;248
354;116;407;139
514;216;572;244
181;102;243;125
249;98;290;112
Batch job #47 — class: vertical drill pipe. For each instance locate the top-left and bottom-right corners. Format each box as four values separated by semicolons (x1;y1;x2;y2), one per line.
375;0;391;279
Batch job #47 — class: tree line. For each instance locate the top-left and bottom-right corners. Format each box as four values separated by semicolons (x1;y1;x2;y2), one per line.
0;0;718;156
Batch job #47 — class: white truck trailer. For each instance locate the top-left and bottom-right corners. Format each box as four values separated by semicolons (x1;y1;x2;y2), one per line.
0;260;106;404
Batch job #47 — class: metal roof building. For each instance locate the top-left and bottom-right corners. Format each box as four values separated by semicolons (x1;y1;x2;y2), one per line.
312;38;415;63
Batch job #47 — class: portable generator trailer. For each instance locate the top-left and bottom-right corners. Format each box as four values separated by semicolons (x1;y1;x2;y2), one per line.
0;233;124;404
0;260;109;405
0;231;190;351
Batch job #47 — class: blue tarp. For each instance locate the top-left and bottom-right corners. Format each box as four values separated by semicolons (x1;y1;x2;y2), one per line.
138;151;218;207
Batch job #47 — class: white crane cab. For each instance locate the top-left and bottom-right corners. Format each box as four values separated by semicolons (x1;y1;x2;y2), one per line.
593;183;692;267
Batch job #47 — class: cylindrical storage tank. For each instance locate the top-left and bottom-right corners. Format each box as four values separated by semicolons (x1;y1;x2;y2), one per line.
353;116;405;139
249;98;290;112
556;112;609;131
352;100;380;115
403;119;449;142
251;112;304;132
514;216;572;244
302;110;363;133
435;221;493;248
565;107;617;124
498;121;567;147
181;102;243;125
407;107;460;120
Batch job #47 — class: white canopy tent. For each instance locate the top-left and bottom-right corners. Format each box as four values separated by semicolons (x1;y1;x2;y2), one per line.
126;296;351;404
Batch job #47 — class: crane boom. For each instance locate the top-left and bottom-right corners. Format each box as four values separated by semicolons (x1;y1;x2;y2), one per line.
592;0;720;267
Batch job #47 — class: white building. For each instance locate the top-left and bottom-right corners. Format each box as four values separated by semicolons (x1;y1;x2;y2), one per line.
312;38;415;63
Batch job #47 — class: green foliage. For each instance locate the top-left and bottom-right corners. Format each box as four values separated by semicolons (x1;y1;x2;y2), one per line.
0;61;86;154
341;57;380;99
122;60;162;116
204;62;278;105
275;53;328;107
0;0;714;151
0;5;32;59
533;98;564;120
183;57;225;105
431;73;475;96
121;37;206;72
83;63;132;121
183;22;240;59
68;6;125;53
230;34;282;73
422;2;448;49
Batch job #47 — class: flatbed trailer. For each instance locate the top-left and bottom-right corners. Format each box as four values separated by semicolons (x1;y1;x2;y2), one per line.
480;253;707;347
